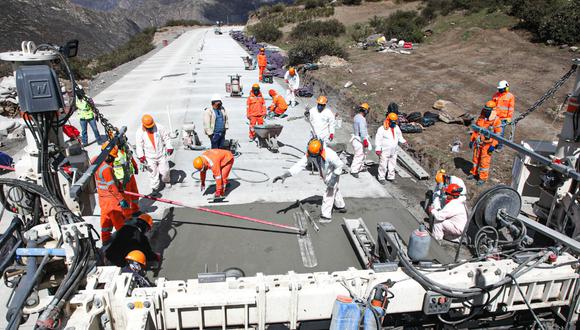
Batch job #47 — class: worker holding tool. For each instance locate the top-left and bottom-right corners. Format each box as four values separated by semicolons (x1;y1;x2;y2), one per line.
75;85;104;146
375;113;407;185
428;184;467;241
204;94;229;149
103;213;158;269
112;145;140;218
491;80;515;150
193;149;235;198
267;89;288;118
469;101;501;185
123;250;154;287
284;67;300;107
350;103;372;178
94;143;131;243
305;96;335;144
257;47;267;82
135;114;173;192
430;169;467;210
247;84;266;141
273;139;346;223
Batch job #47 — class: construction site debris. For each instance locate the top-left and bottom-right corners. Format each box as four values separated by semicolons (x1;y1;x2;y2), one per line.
570;46;579;52
431;99;469;124
318;55;348;68
344;81;353;88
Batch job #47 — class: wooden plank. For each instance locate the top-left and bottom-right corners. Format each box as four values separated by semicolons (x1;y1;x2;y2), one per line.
397;147;430;180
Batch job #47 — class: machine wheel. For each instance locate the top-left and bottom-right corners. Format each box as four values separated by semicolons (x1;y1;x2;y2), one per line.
473;185;522;229
223;267;245;279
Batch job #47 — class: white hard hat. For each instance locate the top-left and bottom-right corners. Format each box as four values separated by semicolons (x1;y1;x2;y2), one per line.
497;80;509;89
211;94;222;102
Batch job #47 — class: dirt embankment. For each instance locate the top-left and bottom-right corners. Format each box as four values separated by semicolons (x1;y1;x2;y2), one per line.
303;27;576;198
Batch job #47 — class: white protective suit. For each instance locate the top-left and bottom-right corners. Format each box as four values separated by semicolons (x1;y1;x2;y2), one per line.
432;176;467;210
431;198;468;240
307;106;335;144
135;123;173;190
375;124;406;180
288;147;345;218
284;70;300;106
350;113;372;174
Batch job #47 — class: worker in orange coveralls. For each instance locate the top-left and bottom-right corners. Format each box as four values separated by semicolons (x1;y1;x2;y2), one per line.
257;47;267;82
468;100;502;186
193;149;235;198
267;89;289;118
247;83;266;141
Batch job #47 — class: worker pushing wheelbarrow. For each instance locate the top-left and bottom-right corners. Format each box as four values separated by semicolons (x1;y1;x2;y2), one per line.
254;124;283;153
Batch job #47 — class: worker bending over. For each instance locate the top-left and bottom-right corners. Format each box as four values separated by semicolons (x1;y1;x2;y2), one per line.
123;250;153;287
375;113;407;184
104;213;158;269
431;169;467;210
257;48;267;82
194;149;235;198
135;114;174;192
469;101;501;185
247;84;266;141
306;96;335;144
204;94;229;149
113;146;140;218
350;103;372;178
429;184;467;241
267;89;288;118
94;143;131;243
273;139;346;223
491;80;515;149
284;67;300;107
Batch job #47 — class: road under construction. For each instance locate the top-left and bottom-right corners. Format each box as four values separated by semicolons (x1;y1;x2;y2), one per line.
0;26;578;329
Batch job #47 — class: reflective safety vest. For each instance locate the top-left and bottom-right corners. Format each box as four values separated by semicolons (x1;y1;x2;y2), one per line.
96;163;118;195
76;97;95;120
113;150;135;182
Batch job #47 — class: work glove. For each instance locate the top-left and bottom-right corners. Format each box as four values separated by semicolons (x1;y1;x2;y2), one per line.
488;145;495;154
363;139;369;148
119;200;130;209
375;150;382;157
273;171;291;184
469;141;474;150
329;134;334;141
139;156;146;163
167;149;174;156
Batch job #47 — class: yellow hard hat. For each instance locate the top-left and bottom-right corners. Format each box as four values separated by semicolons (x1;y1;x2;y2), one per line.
307;139;323;156
193;156;204;170
435;169;446;184
360;103;370;110
142;114;155;129
125;250;146;266
388;112;398;121
316;96;328;105
252;83;260;89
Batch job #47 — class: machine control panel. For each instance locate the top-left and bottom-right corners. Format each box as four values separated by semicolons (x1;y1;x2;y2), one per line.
422;291;452;315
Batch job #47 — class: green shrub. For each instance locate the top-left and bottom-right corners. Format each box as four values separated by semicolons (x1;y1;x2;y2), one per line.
512;0;580;44
349;23;374;42
164;19;205;27
271;3;286;13
302;0;326;9
341;0;362;4
369;11;426;43
290;19;346;39
288;36;347;65
247;21;283;42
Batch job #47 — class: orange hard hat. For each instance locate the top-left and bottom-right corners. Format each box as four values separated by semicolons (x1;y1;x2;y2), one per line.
252;83;260;89
289;67;296;75
316;96;328;105
360;103;370;110
387;112;398;121
260;47;265;52
485;100;497;109
445;183;462;197
125;250;146;266
269;89;277;97
307;139;323;156
138;213;153;229
142;114;155;129
100;141;118;158
435;169;446;184
193;156;204;170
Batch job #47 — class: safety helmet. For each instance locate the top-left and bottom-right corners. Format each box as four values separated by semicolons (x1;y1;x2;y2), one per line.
435;169;447;184
142;114;155;129
125;250;146;266
445;183;463;197
485;100;497;109
138;213;153;229
259;47;265;52
101;141;119;158
316;96;328;105
211;94;222;103
360;103;370;110
387;112;398;121
269;89;277;97
497;80;509;90
307;139;323;156
289;67;296;76
193;156;205;170
252;83;260;89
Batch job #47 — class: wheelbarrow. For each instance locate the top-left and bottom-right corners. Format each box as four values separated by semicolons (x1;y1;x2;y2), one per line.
254;124;283;153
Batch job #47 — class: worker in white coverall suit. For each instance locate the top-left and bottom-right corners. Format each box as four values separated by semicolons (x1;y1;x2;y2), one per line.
306;96;335;144
284;67;300;107
135;114;174;192
273;139;346;223
428;183;467;241
431;169;467;210
375;112;407;184
350;102;372;178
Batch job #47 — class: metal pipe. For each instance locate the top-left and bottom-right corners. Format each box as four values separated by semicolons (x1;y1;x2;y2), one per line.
470;124;580;181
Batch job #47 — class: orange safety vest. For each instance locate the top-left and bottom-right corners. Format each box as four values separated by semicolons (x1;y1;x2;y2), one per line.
257;53;267;67
492;91;515;120
470;112;502;146
247;91;266;117
271;94;288;115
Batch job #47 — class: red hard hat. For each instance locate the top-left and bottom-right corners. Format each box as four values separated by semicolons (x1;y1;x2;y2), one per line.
445;183;462;197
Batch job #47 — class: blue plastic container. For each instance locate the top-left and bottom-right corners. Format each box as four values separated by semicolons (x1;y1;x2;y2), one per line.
329;296;385;330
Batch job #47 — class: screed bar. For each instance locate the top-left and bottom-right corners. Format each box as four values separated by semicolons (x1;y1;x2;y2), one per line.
124;191;306;235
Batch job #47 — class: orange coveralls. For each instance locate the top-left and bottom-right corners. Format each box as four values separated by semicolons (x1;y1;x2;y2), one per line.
247;90;266;139
470;112;501;181
257;53;267;81
269;94;289;116
200;149;235;195
95;161;127;242
121;157;140;218
492;91;515;120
